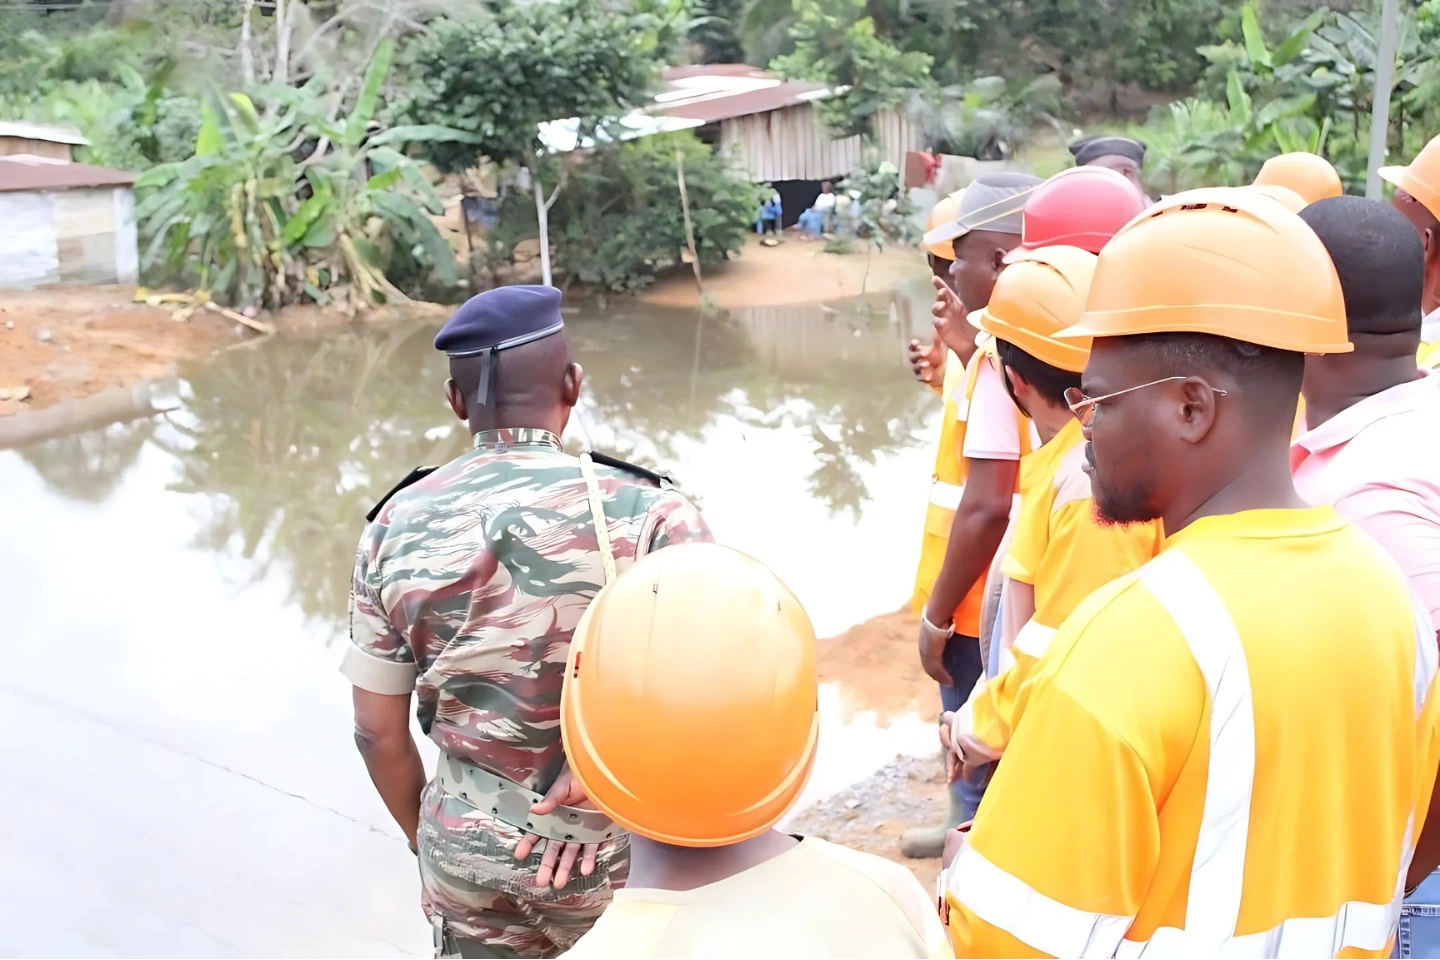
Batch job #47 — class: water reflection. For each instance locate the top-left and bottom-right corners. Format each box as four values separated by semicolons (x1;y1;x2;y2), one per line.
128;289;939;634
157;320;468;628
18;417;158;503
2;287;944;955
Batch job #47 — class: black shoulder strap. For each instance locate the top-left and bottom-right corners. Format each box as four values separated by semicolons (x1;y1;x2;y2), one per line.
587;451;673;489
366;466;438;523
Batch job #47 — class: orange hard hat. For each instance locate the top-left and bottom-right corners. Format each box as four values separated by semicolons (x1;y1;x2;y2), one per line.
1253;152;1343;205
924;189;966;260
1058;189;1351;354
1380;135;1440;218
1245;183;1307;213
1165;184;1307;215
1006;166;1147;261
561;542;819;848
969;245;1097;372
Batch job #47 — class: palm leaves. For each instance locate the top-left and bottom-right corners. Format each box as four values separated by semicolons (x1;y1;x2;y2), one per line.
134;39;480;311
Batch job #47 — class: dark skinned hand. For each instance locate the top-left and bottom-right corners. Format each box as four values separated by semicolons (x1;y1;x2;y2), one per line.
513;764;599;890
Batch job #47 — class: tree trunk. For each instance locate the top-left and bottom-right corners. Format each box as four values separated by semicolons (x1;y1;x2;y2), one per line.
674;145;704;293
273;0;291;87
239;0;257;86
532;170;553;287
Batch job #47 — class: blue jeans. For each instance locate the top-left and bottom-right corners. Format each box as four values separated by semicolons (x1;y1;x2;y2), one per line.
941;634;993;820
798;208;827;237
1396;870;1440;957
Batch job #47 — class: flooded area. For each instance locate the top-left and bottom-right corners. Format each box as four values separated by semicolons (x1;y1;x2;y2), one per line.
1;285;948;956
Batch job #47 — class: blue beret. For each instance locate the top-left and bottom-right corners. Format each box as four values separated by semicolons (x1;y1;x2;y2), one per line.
433;285;565;358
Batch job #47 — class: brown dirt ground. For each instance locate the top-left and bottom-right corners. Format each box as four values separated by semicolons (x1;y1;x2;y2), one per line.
0;286;435;418
803;608;949;890
641;233;930;310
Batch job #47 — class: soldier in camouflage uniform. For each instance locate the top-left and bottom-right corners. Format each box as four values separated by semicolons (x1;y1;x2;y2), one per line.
342;286;711;958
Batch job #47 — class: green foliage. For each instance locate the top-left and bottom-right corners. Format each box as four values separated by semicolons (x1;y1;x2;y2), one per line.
770;0;934;138
393;2;662;173
838;156;919;247
0;19;202;169
922;75;1065;160
135;44;479;310
690;0;747;62
547;132;764;292
1162;1;1440;194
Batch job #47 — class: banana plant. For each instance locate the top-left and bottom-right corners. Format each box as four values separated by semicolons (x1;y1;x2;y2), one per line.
135;39;480;311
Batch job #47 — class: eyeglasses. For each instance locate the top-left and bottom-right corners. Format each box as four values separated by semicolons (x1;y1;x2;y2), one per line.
1064;377;1228;427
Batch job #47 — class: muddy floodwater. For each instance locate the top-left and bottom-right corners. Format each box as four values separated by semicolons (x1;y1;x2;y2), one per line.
1;287;947;957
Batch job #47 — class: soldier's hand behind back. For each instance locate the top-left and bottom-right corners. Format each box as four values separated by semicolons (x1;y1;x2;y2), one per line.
514;763;599;890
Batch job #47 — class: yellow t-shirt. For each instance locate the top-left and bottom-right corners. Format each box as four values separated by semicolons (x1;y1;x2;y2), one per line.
957;417;1163;755
944;507;1439;959
564;837;953;959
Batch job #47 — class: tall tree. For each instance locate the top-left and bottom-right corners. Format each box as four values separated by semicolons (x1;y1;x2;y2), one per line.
394;3;661;285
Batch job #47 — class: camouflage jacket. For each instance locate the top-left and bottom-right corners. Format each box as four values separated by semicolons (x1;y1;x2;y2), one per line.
343;427;711;793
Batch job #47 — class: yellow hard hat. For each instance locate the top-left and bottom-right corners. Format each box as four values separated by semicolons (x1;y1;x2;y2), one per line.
1381;135;1440;218
968;245;1097;373
561;543;819;848
1058;189;1351;354
1253;152;1343;205
923;189;967;260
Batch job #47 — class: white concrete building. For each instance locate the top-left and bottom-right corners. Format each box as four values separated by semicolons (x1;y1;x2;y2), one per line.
0;155;139;289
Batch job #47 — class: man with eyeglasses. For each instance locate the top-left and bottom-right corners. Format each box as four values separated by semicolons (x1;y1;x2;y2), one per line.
937;189;1440;958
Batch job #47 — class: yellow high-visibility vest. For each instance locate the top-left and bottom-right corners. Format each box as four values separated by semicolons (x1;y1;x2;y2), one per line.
911;341;1032;638
954;418;1163;757
943;507;1440;959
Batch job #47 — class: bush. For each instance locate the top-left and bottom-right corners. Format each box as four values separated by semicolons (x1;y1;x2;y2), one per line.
548;132;765;292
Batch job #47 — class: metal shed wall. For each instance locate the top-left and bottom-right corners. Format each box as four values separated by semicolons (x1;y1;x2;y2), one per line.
718;104;923;183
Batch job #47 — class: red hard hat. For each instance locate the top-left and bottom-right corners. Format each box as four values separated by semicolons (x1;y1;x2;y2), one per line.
1006;166;1147;261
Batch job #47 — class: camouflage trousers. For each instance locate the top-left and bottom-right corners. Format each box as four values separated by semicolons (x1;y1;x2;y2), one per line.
418;779;630;958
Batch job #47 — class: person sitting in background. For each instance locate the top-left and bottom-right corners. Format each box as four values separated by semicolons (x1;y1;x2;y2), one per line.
1068;136;1147;195
755;190;782;236
798;181;837;238
560;543;952;959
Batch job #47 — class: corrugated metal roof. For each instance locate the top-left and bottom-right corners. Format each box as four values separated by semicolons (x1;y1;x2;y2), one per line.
658;80;833;124
0;121;90;146
0;157;136;193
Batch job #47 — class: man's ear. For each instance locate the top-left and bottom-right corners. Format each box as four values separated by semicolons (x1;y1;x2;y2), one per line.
562;362;584;408
444;378;467;422
990;244;1008;275
1423;227;1440;314
1176;377;1221;446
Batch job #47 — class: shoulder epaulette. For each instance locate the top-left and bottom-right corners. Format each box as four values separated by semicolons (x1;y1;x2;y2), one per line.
587;451;674;489
366;466;438;523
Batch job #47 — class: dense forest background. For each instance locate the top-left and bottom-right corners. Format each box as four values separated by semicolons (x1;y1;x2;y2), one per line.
5;0;1437;303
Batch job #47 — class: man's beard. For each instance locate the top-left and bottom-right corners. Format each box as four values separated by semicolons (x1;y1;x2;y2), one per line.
1089;445;1162;527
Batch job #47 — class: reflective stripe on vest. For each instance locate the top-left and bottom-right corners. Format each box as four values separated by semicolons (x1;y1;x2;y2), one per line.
1012;620;1058;660
946;548;1437;958
947;844;1134;958
929;479;963;511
